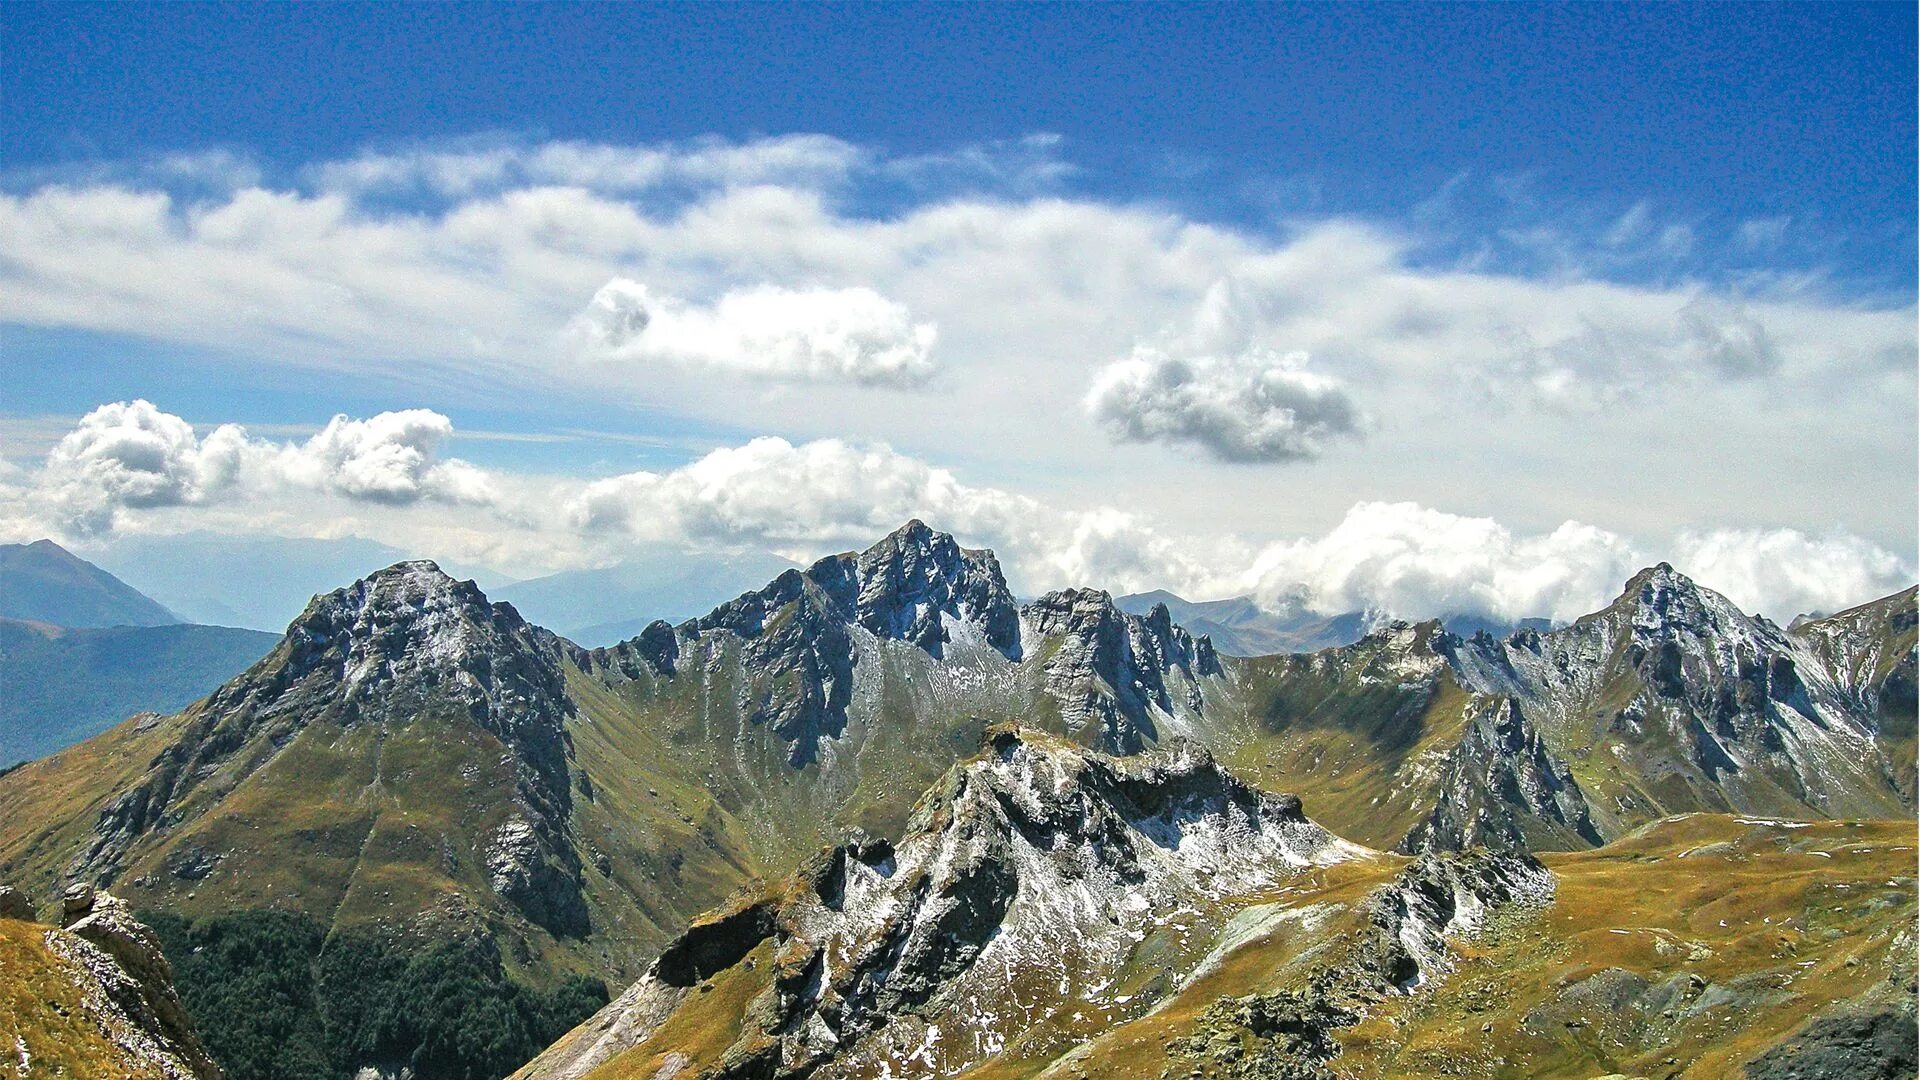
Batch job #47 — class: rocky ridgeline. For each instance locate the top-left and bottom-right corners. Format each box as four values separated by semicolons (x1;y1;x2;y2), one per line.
73;561;591;935
1400;695;1601;854
3;880;222;1079
516;727;1368;1079
589;520;1221;766
1443;562;1907;825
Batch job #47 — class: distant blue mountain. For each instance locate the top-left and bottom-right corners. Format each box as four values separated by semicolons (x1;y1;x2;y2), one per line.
0;539;180;628
0;618;278;766
496;549;798;646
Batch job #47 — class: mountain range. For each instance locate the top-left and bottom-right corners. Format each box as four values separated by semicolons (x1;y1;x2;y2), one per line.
0;521;1912;1080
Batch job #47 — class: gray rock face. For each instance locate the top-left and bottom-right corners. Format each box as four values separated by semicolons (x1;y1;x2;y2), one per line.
0;882;32;920
1022;588;1220;753
517;729;1368;1080
73;562;590;935
47;889;224;1078
829;518;1022;660
683;567;859;767
1791;586;1919;799
1744;1003;1919;1080
1443;564;1911;828
1400;696;1600;853
598;520;1026;766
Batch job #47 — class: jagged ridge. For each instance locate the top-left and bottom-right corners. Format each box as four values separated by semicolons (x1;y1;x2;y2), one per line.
516;727;1369;1079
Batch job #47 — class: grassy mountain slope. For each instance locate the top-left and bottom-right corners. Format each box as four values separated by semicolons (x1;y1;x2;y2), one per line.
1053;815;1916;1080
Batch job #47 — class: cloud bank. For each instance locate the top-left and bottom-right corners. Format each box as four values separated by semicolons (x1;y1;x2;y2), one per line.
15;402;1905;624
34;401;493;534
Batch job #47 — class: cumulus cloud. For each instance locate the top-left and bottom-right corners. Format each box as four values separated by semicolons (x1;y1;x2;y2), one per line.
40;401;250;532
569;436;968;543
565;436;1229;595
569;279;938;387
1246;502;1643;624
267;410;496;505
31;401;493;534
1086;347;1360;462
1672;527;1914;620
1240;502;1913;624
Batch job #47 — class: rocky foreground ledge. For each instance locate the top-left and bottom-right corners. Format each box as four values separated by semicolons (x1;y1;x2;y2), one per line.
0;881;222;1079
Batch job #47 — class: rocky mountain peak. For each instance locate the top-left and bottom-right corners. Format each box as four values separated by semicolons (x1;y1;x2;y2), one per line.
835;519;1021;658
75;562;590;934
272;560;570;733
685;521;1020;660
1607;562;1747;638
286;559;502;650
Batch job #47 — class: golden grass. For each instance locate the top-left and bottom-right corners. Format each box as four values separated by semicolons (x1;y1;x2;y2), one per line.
0;916;170;1078
582;940;776;1080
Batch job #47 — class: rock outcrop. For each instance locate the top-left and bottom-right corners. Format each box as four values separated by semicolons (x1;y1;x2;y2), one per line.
5;883;224;1078
1165;849;1555;1078
1400;695;1600;853
515;728;1369;1079
1022;588;1220;753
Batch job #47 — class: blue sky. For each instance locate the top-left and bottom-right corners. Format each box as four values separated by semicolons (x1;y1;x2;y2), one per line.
8;3;1914;290
0;3;1914;622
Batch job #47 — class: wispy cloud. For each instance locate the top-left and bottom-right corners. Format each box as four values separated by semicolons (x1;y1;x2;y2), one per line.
0;135;1911;581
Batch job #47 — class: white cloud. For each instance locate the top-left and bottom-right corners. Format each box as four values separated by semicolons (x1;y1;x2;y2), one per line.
41;401;249;532
1086;346;1360;462
564;436;1230;595
1241;502;1914;624
308;134;865;199
1246;502;1643;624
0;136;1911;573
569;279;938;386
569;436;968;544
31;401;493;534
269;410;497;505
1672;527;1915;620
